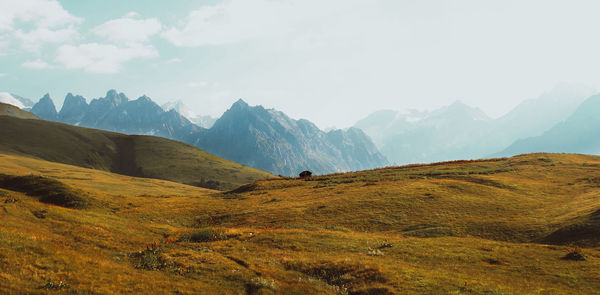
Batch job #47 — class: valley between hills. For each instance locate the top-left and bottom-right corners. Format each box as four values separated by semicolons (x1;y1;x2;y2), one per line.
1;112;600;294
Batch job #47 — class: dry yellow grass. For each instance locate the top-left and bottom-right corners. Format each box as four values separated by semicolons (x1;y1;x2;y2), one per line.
1;153;600;294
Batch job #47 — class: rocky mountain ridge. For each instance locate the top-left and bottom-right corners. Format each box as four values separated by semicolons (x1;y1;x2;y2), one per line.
28;90;388;176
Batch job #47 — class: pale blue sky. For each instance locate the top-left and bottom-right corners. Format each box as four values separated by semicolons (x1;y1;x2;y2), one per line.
1;0;600;128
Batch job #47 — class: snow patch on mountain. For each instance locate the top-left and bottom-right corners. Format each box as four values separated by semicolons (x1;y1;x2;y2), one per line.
161;100;216;128
0;92;25;109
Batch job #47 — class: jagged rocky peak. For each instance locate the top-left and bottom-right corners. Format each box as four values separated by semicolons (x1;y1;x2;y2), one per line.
63;93;87;107
59;93;88;124
137;95;152;102
197;99;389;176
105;89;128;105
213;98;261;127
231;98;249;110
126;94;164;115
30;93;58;121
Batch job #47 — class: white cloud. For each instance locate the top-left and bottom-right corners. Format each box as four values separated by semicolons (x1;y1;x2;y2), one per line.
166;58;182;64
162;0;301;46
55;43;158;73
0;0;81;31
0;0;82;50
187;81;209;88
161;0;367;47
92;12;162;44
0;73;6;77
15;27;79;51
21;59;52;69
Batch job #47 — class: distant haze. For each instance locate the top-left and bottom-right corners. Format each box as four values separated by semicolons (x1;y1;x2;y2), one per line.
2;0;600;128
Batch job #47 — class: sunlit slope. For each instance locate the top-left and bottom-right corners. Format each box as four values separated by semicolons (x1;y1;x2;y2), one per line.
0;153;600;294
0;115;273;189
211;153;600;246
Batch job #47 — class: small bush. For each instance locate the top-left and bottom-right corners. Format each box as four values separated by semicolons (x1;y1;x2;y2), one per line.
179;227;228;242
189;178;222;190
246;277;277;293
366;248;384;256
32;209;48;219
40;276;68;290
284;260;387;288
130;242;173;270
562;247;587;261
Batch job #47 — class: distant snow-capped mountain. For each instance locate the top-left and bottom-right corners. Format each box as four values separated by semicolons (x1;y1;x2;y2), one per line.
0;92;25;109
354;84;594;165
0;92;36;110
161;100;217;128
355;100;492;164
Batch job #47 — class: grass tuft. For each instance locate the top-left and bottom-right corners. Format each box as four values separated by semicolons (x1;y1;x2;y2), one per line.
179;227;229;242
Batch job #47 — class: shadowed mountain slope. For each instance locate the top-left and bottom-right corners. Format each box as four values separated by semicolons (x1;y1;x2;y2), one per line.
0;115;273;190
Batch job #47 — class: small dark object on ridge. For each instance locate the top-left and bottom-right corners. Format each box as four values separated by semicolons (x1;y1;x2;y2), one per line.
299;170;312;178
3;196;19;203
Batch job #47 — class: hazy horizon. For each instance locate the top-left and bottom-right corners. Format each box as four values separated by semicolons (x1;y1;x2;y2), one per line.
3;0;600;128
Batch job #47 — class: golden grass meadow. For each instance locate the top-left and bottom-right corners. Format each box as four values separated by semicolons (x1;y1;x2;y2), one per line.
1;151;600;294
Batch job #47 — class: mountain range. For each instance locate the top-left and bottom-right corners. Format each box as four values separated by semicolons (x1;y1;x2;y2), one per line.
15;83;600;171
193;99;387;176
496;93;600;156
25;90;388;176
355;84;594;164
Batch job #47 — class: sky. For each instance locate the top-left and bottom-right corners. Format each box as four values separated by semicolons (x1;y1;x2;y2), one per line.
1;0;600;129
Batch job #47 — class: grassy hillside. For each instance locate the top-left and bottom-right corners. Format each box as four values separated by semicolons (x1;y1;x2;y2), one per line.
0;102;38;119
214;153;600;246
1;153;600;294
0;115;273;190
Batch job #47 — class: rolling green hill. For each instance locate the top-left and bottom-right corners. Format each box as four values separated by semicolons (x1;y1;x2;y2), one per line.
0;115;273;190
1;152;600;294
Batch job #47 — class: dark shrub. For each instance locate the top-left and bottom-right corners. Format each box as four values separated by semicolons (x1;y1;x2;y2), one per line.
0;174;89;209
189;178;222;190
562;247;587;261
179;227;228;242
130;242;173;270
